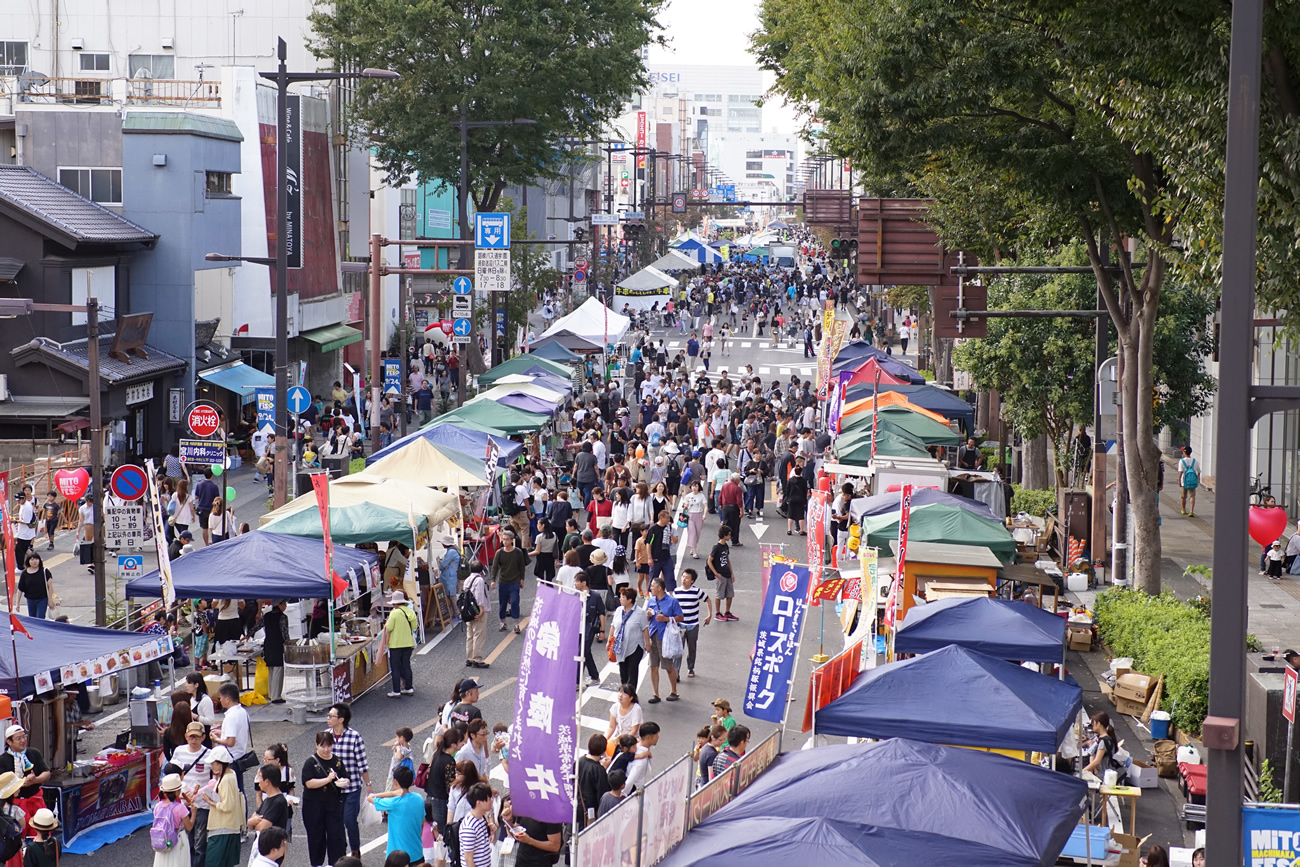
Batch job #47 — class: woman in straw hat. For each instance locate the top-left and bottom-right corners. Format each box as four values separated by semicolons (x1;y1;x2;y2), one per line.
22;808;58;867
153;773;196;867
200;746;242;867
0;771;24;867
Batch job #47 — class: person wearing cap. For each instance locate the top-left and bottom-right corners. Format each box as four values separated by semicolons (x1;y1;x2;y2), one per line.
171;719;212;861
0;725;47;832
449;678;484;727
383;590;418;698
23;808;58;867
153;773;196;867
261;600;289;704
200;746;242;867
0;770;24;865
168;530;195;561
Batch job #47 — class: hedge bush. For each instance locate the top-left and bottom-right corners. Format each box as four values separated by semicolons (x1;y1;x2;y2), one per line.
1010;485;1056;517
1093;589;1210;734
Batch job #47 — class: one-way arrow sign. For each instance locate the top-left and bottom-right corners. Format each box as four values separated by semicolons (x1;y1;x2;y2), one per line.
750;522;768;540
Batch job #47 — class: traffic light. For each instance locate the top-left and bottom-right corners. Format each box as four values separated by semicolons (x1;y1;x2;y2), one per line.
830;238;843;258
574;227;586;243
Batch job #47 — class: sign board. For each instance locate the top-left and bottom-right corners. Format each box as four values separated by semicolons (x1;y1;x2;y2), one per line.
621;212;645;221
414;308;430;330
591;214;618;226
382;358;403;395
1284;664;1298;725
117;554;144;581
636;111;647;168
495;309;506;338
452;276;473;295
474;212;511;249
1243;804;1300;866
572;270;586;284
286;385;312;415
109;465;148;502
638;756;692;865
169;388;184;423
124;381;154;406
573;791;640;867
574;258;589;271
452;295;472;318
178;438;226;466
104;504;146;548
452;318;472;339
255;388;275;431
671;194;687;213
186;405;220;438
284;94;304;269
475;248;511;292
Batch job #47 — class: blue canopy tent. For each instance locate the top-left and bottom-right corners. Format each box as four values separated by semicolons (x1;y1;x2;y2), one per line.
528;341;582;363
850;487;999;524
814;645;1082;752
845;382;976;431
365;422;523;468
671;234;725;264
126;532;379;599
0;615;175;696
660;739;1086;867
894;597;1068;663
832;341;926;383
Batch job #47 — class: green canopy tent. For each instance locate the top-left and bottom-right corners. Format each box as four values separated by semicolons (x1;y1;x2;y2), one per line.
835;430;933;463
840;408;962;447
431;401;550;436
861;504;1018;563
478;354;572;386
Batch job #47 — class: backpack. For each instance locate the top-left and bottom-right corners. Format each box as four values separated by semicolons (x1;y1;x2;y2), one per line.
666;456;681;478
457;576;482;622
0;812;21;861
150;801;181;852
1180;458;1199;489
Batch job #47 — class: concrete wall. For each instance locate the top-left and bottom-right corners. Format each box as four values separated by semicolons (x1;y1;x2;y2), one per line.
15;108;123;203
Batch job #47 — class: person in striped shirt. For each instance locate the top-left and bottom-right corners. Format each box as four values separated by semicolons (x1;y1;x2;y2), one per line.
458;783;495;867
673;569;712;678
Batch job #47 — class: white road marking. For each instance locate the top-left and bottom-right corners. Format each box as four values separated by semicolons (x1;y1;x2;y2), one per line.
581;714;610;731
740;342;753;348
416;623;459;656
779;367;792;374
667;341;681;348
758;367;771;374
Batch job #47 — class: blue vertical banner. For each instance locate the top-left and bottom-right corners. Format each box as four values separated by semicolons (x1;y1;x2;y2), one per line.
382;358;402;395
744;563;812;722
255;388;275;432
1243;805;1300;865
496;308;506;337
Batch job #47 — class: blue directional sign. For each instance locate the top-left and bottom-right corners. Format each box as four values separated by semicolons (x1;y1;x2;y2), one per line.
496;309;506;337
117;554;144;580
475;213;511;249
452;318;472;337
286;385;312;415
452;276;473;295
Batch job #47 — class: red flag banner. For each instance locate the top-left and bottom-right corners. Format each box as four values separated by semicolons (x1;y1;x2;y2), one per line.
309;474;348;598
884;485;913;630
810;577;846;603
0;474;29;639
806;489;829;574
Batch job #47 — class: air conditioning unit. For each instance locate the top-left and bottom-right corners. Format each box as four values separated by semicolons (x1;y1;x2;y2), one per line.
0;374;10;401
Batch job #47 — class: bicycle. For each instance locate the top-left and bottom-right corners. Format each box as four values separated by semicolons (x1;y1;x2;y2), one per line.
1250;474;1273;506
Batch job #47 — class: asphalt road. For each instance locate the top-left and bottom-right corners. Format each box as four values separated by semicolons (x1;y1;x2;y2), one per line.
65;324;832;867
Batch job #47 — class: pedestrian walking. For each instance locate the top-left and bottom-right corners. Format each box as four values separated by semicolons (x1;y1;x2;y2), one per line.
673;569;711;677
610;587;649;686
200;747;242;867
646;511;678;592
15;553;53;620
575;571;606;685
1177;445;1199;517
300;732;348;867
324;703;371;860
645;578;684;704
367;765;425;866
11;487;36;569
491;531;529;634
383;591;418;697
463;560;490;668
718;473;744;548
708;526;738;622
680;480;707;559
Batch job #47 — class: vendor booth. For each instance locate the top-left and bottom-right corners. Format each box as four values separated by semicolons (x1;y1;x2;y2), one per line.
364;436;489;492
813;645;1083;754
845;382;976;432
434;401;550;436
478;354;573;387
881;539;1003;621
851;487;999;524
539;297;631;346
529;341;583;363
650;250;700;272
528;330;603;355
258;476;458;541
833;341;926;383
660;739;1087;867
894;596;1068;663
863;507;1017;563
366;422;523;468
615;267;678;312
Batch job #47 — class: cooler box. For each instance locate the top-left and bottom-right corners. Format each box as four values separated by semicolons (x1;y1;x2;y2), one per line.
1179;762;1207;804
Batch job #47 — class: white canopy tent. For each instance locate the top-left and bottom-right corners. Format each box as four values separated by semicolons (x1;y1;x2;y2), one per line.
614;266;678;312
650;250;700;272
540;296;631;346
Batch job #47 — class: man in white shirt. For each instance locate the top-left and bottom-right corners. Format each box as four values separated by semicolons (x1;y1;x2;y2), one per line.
624;722;660;793
213;683;251;813
590;431;608;472
12;486;37;567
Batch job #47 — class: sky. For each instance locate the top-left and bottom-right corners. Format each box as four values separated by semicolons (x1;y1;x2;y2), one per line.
646;0;803;136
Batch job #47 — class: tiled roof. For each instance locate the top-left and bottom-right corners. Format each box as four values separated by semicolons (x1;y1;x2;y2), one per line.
0;165;158;248
12;334;186;384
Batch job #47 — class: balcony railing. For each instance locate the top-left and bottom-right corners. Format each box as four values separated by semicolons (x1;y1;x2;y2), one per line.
126;78;221;107
3;76;221;107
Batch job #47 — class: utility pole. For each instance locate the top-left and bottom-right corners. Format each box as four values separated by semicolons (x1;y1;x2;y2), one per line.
86;297;105;626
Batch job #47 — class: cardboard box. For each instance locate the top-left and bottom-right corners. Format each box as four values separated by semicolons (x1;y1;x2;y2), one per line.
1068;627;1093;651
1113;833;1142;867
1114;696;1150;717
1111;660;1133;679
1114;672;1157;703
1128;760;1159;789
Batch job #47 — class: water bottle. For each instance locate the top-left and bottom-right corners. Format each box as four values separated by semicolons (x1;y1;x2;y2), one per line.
153;679;161;698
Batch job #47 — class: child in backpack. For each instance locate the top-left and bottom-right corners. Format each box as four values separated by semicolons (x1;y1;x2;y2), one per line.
1177;445;1200;517
152;774;195;866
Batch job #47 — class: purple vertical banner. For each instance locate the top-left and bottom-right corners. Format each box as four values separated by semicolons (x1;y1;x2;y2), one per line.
509;583;581;823
743;563;812;722
828;370;852;435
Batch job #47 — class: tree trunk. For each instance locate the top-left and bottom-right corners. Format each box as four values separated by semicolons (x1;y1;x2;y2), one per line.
1121;293;1163;594
1022;432;1051;490
934;337;954;386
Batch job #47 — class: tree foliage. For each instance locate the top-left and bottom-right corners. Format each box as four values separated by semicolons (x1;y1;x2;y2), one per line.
311;0;664;211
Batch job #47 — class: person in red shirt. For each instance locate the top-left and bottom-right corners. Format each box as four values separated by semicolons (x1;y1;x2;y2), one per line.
718;473;744;548
587;487;613;535
447;351;460;393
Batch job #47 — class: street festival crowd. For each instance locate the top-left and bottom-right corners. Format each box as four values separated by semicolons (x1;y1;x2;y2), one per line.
15;233;936;867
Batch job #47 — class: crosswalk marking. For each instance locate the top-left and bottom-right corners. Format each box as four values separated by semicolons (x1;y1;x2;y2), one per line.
758;367;771;374
667;341;680;348
740;342;753;348
779;367;791;374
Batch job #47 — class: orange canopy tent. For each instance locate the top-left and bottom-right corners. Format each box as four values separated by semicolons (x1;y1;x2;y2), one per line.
841;391;952;425
845;357;912;388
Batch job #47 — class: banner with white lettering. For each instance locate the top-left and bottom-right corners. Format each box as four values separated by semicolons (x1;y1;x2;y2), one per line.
743;563;811;722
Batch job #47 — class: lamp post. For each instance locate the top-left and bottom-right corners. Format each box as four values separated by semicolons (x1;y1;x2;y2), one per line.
255;39;398;508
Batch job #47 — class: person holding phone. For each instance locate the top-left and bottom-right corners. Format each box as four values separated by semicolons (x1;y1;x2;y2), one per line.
300;732;348;867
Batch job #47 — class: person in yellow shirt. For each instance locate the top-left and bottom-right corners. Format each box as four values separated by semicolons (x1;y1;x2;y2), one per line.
201;746;244;867
384;592;418;698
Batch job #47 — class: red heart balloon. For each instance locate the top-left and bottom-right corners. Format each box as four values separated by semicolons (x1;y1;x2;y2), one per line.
439;320;454;336
53;467;91;501
1249;505;1289;548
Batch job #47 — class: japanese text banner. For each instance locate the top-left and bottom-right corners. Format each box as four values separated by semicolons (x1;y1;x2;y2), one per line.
744;563;811;723
509;583;581;823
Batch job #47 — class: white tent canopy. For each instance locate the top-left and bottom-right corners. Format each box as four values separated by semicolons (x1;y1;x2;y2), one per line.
617;266;677;290
614;266;677;312
650;250;700;272
540;296;631;346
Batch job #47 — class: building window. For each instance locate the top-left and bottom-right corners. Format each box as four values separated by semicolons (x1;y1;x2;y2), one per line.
0;42;26;75
399;188;417;240
58;167;123;205
78;52;110;72
205;171;233;197
746;150;763;159
128;54;175;79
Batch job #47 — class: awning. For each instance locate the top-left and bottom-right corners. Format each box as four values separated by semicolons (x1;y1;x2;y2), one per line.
0;397;89;419
198;361;275;403
301;324;363;353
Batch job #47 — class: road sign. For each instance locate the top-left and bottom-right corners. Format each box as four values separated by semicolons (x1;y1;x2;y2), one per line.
475;248;511;292
256;387;275;431
1285;665;1298;724
187;405;220;438
574;258;589;271
104;504;146;549
621;212;645;221
591;214;618;226
117;554;144;581
178;439;226;466
383;358;403;395
672;194;687;213
452;295;472;317
452;318;472;338
287;385;312;415
452;276;473;295
495;309;506;337
474;213;511;249
572;270;586;284
109;465;148;502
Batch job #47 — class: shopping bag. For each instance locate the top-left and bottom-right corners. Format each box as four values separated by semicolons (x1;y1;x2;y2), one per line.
254;658;270;698
359;798;384;827
662;619;684;662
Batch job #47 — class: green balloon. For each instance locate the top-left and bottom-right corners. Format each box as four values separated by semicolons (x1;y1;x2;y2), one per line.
225;486;237;501
211;463;224;476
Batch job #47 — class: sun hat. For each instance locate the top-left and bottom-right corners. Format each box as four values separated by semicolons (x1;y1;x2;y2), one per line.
0;772;21;799
590;549;608;566
390;591;411;605
208;746;234;765
29;809;58;831
160;774;183;793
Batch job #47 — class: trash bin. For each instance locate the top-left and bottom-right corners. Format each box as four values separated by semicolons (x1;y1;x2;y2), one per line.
1149;710;1172;740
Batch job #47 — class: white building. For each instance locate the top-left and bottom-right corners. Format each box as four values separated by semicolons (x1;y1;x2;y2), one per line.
708;132;800;201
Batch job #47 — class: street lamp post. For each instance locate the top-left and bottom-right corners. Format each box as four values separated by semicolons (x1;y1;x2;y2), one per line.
255;39;397;507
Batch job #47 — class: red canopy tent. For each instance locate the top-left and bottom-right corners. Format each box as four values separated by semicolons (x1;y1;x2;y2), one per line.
845;357;911;388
